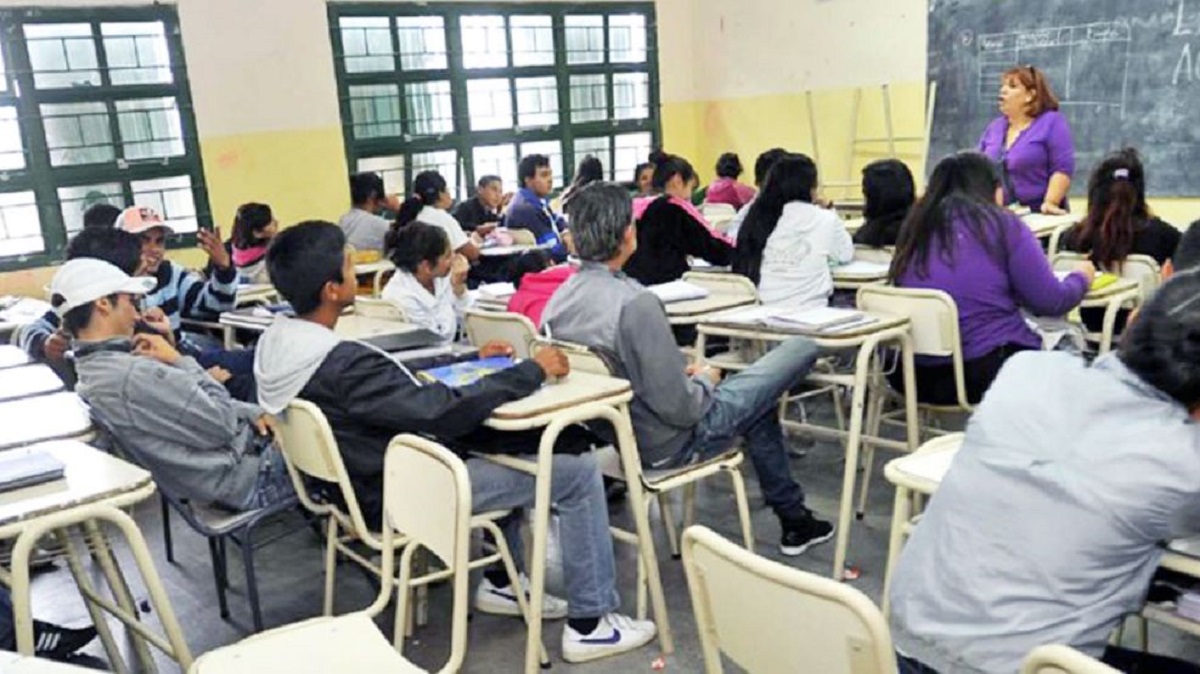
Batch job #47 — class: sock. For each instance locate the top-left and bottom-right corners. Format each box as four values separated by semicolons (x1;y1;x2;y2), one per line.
483;566;511;589
568;617;601;634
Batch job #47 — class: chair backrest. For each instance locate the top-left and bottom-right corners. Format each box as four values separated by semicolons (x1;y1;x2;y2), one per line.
462;309;538;358
530;336;616;376
853;245;895;264
355;297;407;322
507;228;537;246
701;202;737;219
683;525;898;674
1020;645;1120;674
681;271;760;303
1052;252;1161;304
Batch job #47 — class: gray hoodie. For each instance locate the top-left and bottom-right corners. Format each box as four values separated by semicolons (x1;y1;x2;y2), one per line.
254;316;344;414
75;338;267;509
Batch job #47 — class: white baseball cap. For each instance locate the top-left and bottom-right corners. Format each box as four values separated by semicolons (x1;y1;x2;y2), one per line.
49;259;156;316
116;206;174;235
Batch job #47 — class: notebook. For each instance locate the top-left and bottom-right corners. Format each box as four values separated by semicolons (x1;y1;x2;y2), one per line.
710;305;878;334
1053;271;1120;290
648;280;711;304
359;329;445;354
417;356;517;386
0;449;66;493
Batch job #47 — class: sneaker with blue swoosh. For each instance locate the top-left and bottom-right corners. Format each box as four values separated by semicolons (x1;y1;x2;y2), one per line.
562;612;657;663
474;574;568;620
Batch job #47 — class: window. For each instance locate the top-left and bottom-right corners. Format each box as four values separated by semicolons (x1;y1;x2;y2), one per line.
330;4;659;201
0;6;209;270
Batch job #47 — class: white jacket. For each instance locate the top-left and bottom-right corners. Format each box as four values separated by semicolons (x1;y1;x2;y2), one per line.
757;201;853;309
381;271;471;342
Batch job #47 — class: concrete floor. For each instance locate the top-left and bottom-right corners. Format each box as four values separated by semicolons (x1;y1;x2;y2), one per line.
25;407;1200;673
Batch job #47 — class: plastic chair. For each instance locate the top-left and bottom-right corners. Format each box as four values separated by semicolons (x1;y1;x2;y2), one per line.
1020;645;1120;674
506;228;537;246
1052;252;1155;352
682;525;898;674
191;435;507;673
462;309;538;359
356;297;408;323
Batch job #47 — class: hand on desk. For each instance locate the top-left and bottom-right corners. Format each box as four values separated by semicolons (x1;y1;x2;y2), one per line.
479;340;515;358
533;346;570;380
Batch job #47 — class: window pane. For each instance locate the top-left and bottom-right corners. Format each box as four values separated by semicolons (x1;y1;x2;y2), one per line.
461;16;507;69
411;150;459;199
348;84;402;139
472;144;517;193
0;107;25;170
613;72;650;120
41;102;114;167
609;15;647;64
339;17;394;74
515;76;558;128
519;141;562;188
132;175;197;234
574;137;612;180
58;183;122;236
25;23;101;89
404;81;453;136
466;78;512;131
565;16;604;65
0;191;41;257
357;155;405;195
570;74;607;123
510;15;553;67
396;16;447;71
613;132;652;183
115;97;184;160
101;22;172;85
0;43;9;92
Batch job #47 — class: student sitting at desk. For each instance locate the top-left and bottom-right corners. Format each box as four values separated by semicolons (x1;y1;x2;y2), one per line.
230;202;278;285
391;170;482;263
733;153;853;309
543;183;835;556
853;159;916;249
705;152;756;210
505;153;568;261
624;151;734;286
889;272;1200;674
507;249;577;328
888;152;1093;405
338;172;399;253
381;223;473;342
55;259;293;512
561;155;604;211
631;161;654;198
255;222;657;663
452;174;506;232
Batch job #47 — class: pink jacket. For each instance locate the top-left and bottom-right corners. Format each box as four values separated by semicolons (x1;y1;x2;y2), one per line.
507;265;577;327
705;177;756;210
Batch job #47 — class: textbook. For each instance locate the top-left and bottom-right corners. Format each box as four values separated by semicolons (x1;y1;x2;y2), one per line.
648;280;710;304
711;306;878;334
0;449;65;493
417;356;517;386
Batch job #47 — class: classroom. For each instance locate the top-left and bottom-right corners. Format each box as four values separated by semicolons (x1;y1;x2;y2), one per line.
2;0;1200;672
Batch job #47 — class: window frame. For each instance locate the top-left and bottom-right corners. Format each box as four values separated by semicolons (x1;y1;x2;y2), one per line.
0;4;210;272
328;2;660;200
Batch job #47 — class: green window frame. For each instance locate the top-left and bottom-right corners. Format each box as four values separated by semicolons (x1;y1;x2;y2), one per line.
328;2;660;200
0;5;210;272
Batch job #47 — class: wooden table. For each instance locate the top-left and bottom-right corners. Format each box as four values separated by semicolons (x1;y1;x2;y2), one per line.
480;372;662;673
0;365;64;402
665;293;757;326
0;441;192;670
0;392;93;450
0;345;31;369
695;312;919;581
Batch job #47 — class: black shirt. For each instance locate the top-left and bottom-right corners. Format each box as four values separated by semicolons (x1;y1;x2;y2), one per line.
451;197;501;232
1061;217;1181;267
623;197;734;286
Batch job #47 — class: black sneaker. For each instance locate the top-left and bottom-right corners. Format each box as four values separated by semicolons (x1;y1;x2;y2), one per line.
33;621;98;660
779;514;835;557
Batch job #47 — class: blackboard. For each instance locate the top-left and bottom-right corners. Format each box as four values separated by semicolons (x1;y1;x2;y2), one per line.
928;0;1200;197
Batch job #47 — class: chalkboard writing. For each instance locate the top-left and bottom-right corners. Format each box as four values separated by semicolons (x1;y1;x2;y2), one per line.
929;0;1200;196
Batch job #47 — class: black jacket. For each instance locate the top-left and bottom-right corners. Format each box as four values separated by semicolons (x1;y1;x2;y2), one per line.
624;197;734;286
452;197;501;232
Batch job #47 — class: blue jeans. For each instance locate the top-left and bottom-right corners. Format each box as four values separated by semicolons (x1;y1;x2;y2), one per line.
0;588;12;651
466;453;618;619
897;655;938;674
665;336;822;521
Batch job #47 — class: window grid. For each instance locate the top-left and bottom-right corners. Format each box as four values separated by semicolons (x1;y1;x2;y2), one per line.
0;6;210;271
330;3;659;201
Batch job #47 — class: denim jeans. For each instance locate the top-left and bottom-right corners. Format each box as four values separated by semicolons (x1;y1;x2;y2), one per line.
664;336;823;521
896;654;938;674
466;452;619;619
0;588;12;651
241;445;297;511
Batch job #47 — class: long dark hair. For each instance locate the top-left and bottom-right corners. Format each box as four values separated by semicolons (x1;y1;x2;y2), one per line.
858;160;916;248
889;152;1009;282
387;171;447;252
388;222;450;275
232;203;274;250
733;154;817;284
1071;148;1150;271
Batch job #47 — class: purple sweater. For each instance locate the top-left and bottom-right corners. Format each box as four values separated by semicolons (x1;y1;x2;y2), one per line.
978;110;1075;210
895;211;1089;360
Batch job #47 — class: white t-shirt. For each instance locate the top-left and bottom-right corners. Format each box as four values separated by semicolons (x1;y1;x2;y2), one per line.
757;201;854;309
418;206;469;252
381;270;472;343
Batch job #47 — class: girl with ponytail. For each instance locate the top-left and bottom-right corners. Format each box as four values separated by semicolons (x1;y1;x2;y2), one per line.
386;170;482;262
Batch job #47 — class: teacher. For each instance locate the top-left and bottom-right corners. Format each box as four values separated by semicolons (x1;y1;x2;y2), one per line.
977;65;1075;215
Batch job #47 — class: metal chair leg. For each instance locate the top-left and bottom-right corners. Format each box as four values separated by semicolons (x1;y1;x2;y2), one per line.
207;537;230;620
160;496;174;563
238;528;265;632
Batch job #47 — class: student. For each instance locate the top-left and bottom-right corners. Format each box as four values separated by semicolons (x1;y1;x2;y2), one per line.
230;202;279;284
338;172;398;253
705;152;757;210
0;587;97;661
632;161;654;197
505;154;568;260
726;147;788;241
544;183;834;555
890;272;1200;674
624;152;734;286
734;154;853;309
506;249;576;328
390;170;481;262
381;223;471;342
888;152;1093;405
82;202;122;230
561;155;604;210
1169;220;1200;277
452;174;506;233
853;159;916;249
55;259;293;511
254;222;657;662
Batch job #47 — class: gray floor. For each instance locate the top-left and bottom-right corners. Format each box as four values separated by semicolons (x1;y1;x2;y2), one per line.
26;409;1200;672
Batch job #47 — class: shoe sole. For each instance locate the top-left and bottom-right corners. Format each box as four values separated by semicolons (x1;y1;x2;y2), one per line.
778;526;836;557
475;598;568;620
562;629;657;663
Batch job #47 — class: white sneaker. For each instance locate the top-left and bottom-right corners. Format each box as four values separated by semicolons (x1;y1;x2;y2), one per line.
474;574;568;620
561;612;657;663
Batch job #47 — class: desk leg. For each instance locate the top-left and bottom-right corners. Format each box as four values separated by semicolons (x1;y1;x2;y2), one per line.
82;520;156;672
832;337;877;581
900;333;920;452
57;528;129;673
523;429;557;674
